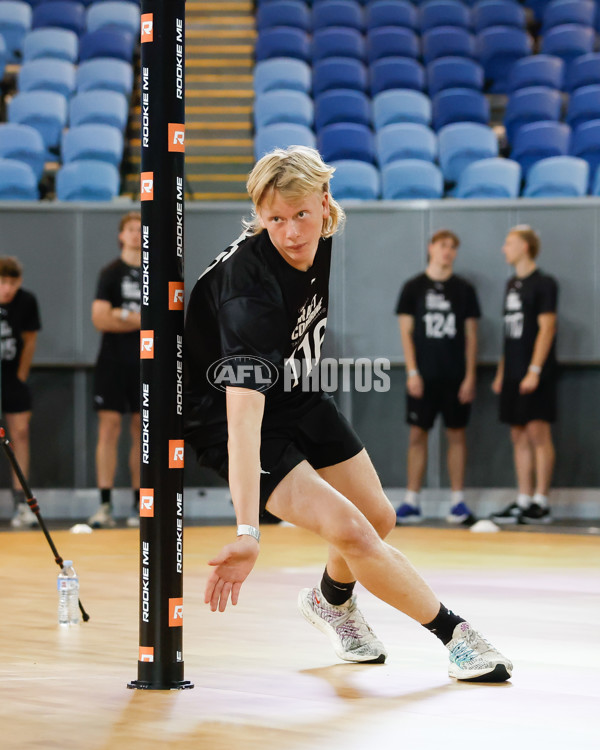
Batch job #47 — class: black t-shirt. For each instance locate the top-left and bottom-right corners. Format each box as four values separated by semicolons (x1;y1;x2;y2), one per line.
395;273;481;380
95;258;140;366
502;269;558;381
0;288;41;380
184;229;332;447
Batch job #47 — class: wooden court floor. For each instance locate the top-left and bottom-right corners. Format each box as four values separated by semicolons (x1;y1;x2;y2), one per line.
1;524;598;750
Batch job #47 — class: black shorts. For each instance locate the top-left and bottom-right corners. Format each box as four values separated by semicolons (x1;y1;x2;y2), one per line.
93;359;140;414
2;377;32;414
193;395;364;515
499;377;557;426
406;379;471;431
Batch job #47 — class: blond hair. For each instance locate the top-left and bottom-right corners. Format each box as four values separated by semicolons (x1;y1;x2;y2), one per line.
245;146;345;237
509;224;540;259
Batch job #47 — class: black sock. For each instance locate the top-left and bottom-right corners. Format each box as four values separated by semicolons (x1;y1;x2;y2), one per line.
320;567;356;606
100;488;112;507
133;488;139;510
422;603;466;645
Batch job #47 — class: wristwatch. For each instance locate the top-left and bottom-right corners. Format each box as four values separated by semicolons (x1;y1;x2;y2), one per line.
528;365;541;374
237;524;260;542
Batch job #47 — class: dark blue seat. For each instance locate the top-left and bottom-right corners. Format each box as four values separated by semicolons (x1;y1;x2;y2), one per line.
312;26;366;61
432;87;489;130
61;123;124;167
565;53;600;92
314;88;370;130
511;120;571;175
427;56;484;95
330;159;380;199
376;122;437;165
254;57;311;94
0;0;32;62
366;26;419;63
254;123;316;159
422;26;475;65
523;155;588;196
541;23;595;65
381;159;443;199
565;85;600;130
18;57;76;97
420;0;471;33
570;119;600;186
373;89;432;127
508;55;564;92
256;0;311;31
0;122;45;181
317;122;376;163
86;1;140;36
79;28;135;63
542;0;595;33
32;1;85;36
504;85;562;142
69;90;129;131
23;27;77;62
524;0;553;22
365;0;418;31
8;90;67;154
76;57;133;96
55;159;120;201
312;56;368;95
472;0;526;32
476;26;533;92
0;157;39;199
254;90;314;129
255;27;311;62
438;121;498;182
370;56;425;94
312;0;364;31
455;157;521;197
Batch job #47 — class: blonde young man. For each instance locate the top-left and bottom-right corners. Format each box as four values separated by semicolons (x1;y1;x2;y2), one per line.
184;146;512;682
491;226;558;525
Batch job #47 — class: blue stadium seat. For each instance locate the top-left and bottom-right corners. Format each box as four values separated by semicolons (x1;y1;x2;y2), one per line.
32;1;85;36
254;57;311;94
0;157;39;199
476;26;532;92
55;159;119;201
79;29;135;63
524;0;553;22
472;0;526;32
381;159;443;199
0;122;45;180
376;122;437;165
86;1;140;36
427;56;484;95
366;26;419;63
317;122;376;163
431;87;489;130
438;121;498;182
570;119;600;186
504;86;562;142
0;0;32;62
566;53;600;92
314;88;370;130
23;27;77;62
255;27;311;62
373;89;432;128
18;57;75;97
69;90;128;130
254;90;314;129
254;123;316;159
76;57;133;96
541;23;595;65
313;26;366;61
455;157;521;197
523;155;588;196
365;0;418;31
565;84;600;130
61;123;123;166
312;56;368;95
330;159;380;199
312;0;364;31
256;1;311;31
542;0;595;33
422;26;475;65
0;31;6;76
8;90;67;154
591;165;600;195
370;56;425;94
511;120;571;175
420;0;471;33
507;55;564;92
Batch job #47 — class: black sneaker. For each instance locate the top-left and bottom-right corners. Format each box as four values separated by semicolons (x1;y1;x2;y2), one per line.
520;503;552;524
491;502;523;524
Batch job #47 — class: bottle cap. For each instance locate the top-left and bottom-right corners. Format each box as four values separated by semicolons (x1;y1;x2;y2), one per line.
63;560;73;567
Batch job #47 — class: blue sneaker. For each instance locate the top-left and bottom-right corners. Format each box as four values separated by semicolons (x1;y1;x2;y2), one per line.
395;502;422;524
447;501;476;525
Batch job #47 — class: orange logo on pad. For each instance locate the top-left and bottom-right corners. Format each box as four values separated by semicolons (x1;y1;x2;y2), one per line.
169;440;184;468
169;598;183;627
169;282;184;310
140;330;154;359
168;124;185;153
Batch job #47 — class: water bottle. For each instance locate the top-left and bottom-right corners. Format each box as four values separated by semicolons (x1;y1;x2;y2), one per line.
57;560;79;626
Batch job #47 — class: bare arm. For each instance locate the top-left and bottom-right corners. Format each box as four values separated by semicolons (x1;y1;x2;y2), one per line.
519;313;557;394
492;357;504;394
91;299;141;333
458;318;478;404
17;331;37;382
398;314;423;398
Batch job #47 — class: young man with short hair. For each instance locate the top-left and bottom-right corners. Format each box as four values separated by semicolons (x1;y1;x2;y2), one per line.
395;231;480;525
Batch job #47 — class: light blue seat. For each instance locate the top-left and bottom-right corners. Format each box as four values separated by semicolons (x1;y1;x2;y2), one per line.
313;26;366;61
504;86;562;143
312;0;364;31
542;0;595;33
256;0;311;31
75;57;133;96
455;157;521;197
570;119;600;187
312;56;368;95
61;123;124;166
254;90;314;129
18;57;76;97
23;27;77;62
376;122;437;165
565;84;600;130
523;155;588;196
370;56;425;94
373;89;432;128
566;53;600;92
427;56;484;95
476;26;532;92
8;90;67;154
254;57;311;94
366;25;419;63
317;122;376;163
422;26;475;65
330;159;380;199
0;32;5;76
420;0;471;33
591;166;600;195
32;1;85;36
472;0;526;32
0;0;32;62
365;0;418;31
438;121;498;182
314;88;370;130
381;159;443;199
254;123;316;159
0;122;45;180
55;159;119;201
541;23;595;65
511;120;570;175
86;1;140;36
69;90;128;131
0;157;39;199
507;55;564;92
431;87;489;130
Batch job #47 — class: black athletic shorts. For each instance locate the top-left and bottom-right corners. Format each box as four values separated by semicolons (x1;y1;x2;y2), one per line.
2;376;32;414
499;377;557;426
406;379;471;431
193;395;364;515
93;359;140;414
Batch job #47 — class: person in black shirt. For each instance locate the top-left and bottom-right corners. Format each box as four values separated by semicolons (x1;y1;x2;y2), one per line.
0;257;41;529
184;146;512;682
395;230;480;525
491;226;558;525
88;212;142;529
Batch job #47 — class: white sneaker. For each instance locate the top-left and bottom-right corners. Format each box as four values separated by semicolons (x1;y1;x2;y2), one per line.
88;504;116;529
446;621;513;682
126;513;140;528
10;502;38;528
298;587;387;663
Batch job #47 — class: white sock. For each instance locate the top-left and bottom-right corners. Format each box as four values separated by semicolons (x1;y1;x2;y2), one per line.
533;493;549;508
404;490;419;507
516;493;532;509
450;490;464;505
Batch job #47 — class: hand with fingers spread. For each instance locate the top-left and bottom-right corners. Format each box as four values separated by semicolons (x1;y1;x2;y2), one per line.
204;535;259;612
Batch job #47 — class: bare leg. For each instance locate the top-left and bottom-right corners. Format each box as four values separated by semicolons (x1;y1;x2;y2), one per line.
446;427;466;492
5;411;31;489
526;420;555;496
510;425;534;496
96;410;122;489
407;425;428;492
129;413;141;489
